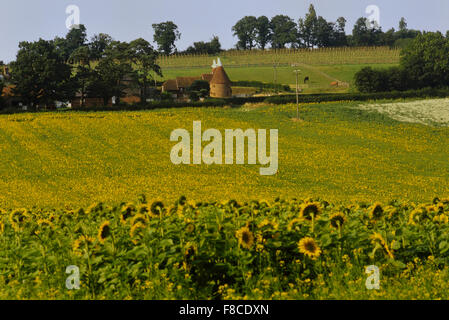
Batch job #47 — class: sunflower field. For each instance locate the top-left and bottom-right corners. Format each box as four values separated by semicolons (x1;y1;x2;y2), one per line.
2;196;449;300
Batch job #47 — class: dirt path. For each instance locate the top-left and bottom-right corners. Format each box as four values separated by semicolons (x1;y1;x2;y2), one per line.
296;62;350;87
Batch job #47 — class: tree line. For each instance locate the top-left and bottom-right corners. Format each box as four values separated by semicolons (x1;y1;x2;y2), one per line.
2;25;162;109
355;32;449;92
231;5;421;51
151;4;426;56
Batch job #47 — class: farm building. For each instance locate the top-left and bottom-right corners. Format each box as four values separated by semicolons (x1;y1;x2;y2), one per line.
162;58;232;99
210;66;232;98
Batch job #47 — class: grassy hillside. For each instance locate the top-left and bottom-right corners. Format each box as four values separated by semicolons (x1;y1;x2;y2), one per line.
158;63;397;93
158;47;400;68
156;47;400;93
0;99;448;209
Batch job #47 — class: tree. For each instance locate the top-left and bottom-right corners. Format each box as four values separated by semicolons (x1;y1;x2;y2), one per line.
89;33;113;60
332;17;347;47
314;16;333;47
270;15;297;48
399;18;408;33
400;32;449;88
256;16;272;49
354;66;409;92
128;38;162;103
69;46;94;107
184;36;222;54
298;4;318;48
152;22;181;55
0;76;4;109
89;41;133;104
10;39;75;109
351;17;382;46
209;36;222;53
232;16;258;50
55;24;88;61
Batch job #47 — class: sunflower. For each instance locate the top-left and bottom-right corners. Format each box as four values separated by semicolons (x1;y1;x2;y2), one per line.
258;219;278;230
370;232;394;259
330;212;346;229
120;203;136;224
433;214;449;225
137;204;149;215
97;221;111;244
287;218;303;231
185;223;195;234
298;237;321;259
150;201;165;217
369;202;384;220
236;226;255;250
9;209;28;232
130;222;146;245
73;235;96;257
0;220;4;234
299;202;321;220
408;207;428;225
130;213;149;226
184;242;197;260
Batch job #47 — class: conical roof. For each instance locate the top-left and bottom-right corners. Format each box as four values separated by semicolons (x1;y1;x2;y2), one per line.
210;66;231;85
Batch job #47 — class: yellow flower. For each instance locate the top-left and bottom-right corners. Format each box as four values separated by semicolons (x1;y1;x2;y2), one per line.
97;221;111;244
300;202;321;220
73;235;96;257
9;209;29;232
369;202;384;220
330;212;346;228
287;218;303;231
120;203;136;224
185;223;195;234
130;222;146;244
184;242;197;260
150;201;165;217
370;232;394;259
408;207;428;225
298;237;321;259
130;213;149;226
258;219;278;230
433;214;449;225
236;226;255;250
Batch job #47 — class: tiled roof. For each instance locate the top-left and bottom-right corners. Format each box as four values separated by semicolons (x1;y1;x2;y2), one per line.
176;76;201;88
210;67;231;85
162;79;179;91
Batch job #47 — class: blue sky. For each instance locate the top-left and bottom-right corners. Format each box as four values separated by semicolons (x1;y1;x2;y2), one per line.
1;0;448;62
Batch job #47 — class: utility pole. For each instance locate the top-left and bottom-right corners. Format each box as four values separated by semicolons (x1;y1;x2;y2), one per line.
293;69;301;120
273;62;278;95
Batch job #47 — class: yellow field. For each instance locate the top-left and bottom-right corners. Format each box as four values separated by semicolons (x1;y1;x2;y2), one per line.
0;100;448;209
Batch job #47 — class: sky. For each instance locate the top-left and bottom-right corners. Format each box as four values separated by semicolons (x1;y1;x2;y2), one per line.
1;0;448;62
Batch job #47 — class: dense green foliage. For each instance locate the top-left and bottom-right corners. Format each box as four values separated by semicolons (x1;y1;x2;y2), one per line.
231;5;420;50
3;197;449;299
10;39;76;109
152;21;181;55
355;32;449;93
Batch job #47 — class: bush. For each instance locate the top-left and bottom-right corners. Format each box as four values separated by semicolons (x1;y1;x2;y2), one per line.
354;66;411;93
188;80;210;95
355;32;449;93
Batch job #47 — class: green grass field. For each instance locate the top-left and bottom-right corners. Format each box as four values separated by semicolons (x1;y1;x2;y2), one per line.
1;99;448;209
156;47;400;93
158;63;398;93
